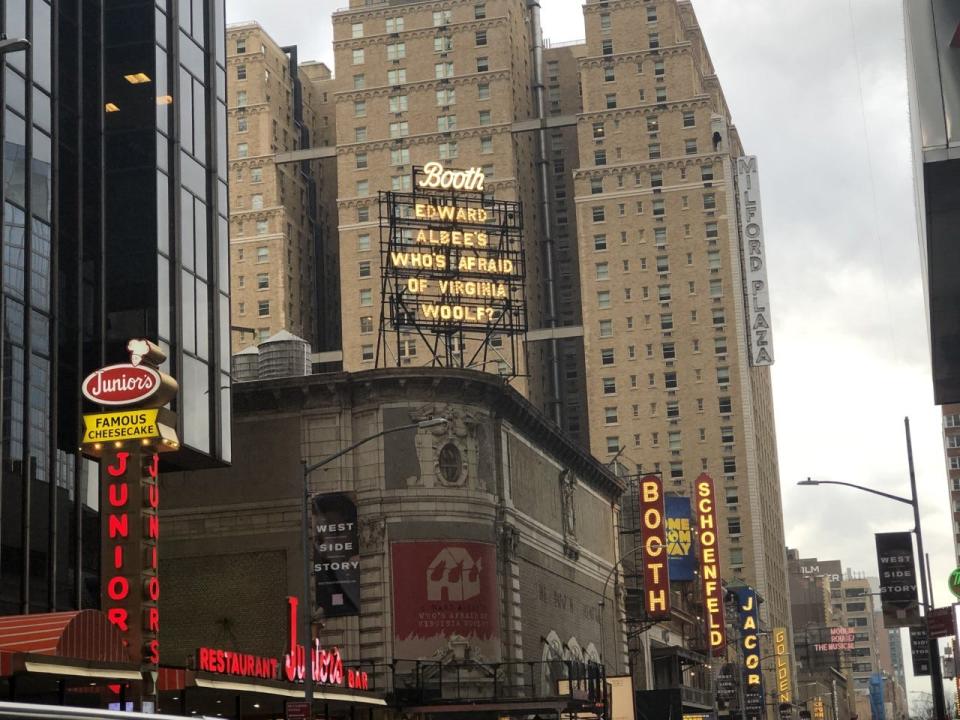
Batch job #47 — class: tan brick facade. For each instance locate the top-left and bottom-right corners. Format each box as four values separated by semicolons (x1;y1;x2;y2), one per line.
226;23;337;351
571;0;791;652
330;0;547;407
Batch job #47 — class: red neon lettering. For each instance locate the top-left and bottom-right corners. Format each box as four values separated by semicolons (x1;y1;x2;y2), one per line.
113;545;123;569
145;576;160;601
147;483;159;508
145;639;159;665
107;607;129;631
147;606;159;632
150;546;158;570
107;576;129;600
148;514;159;539
284;596;300;682
147;453;159;478
108;482;128;507
107;452;129;477
108;513;129;538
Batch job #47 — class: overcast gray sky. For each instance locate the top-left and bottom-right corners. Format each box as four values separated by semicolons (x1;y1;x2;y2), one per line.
233;0;949;697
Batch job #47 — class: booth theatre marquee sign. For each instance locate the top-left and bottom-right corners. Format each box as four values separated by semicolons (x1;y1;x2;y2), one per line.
380;163;527;336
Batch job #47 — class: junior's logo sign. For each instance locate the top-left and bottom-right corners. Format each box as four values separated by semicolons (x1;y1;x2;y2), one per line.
83;365;161;405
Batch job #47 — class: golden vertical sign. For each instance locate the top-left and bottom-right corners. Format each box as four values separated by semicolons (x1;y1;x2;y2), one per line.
773;626;792;703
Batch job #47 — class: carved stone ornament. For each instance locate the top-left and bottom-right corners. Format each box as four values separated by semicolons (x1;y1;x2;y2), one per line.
498;522;519;560
358;516;386;554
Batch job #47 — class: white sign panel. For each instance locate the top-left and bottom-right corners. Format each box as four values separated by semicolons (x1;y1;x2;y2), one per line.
736;156;774;366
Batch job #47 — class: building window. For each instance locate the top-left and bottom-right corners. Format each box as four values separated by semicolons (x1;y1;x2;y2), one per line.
437;115;457;132
353;73;365;89
656;255;669;272
359;261;372;278
387;68;407;85
947;414;960;428
474;3;486;19
654;60;665;77
386;16;404;33
255;272;269;290
361;345;374;361
436;88;456;106
599;319;613;337
648;143;661;160
433;9;452;26
662;343;676;359
665;372;678;389
723;457;737;474
592;206;606;222
704;193;717;210
351;22;364;38
359;289;373;306
236;37;246;53
354;100;366;117
604;407;618;425
355;127;367;142
480;136;493;154
602;39;613;55
236;142;248;157
591;177;603;194
719;397;732;414
594;150;607;166
649;33;659;49
668;431;681;450
717;366;730;385
256;219;268;235
685;139;698;154
356;180;369;196
236;64;247;81
352;49;364;65
389;94;409;112
596;262;609;280
715;337;728;355
728;517;741;535
601;348;615;366
237;117;248;133
602;377;617;395
475;30;488;46
389;121;409;138
712;308;726;326
660;313;673;330
594;234;607;251
656;86;667;102
251;194;263;210
435;62;454;79
360;316;374;334
949;436;960;449
666;401;679;419
478;83;491;100
605;93;617;109
721;426;735;443
606;436;620;454
951;457;960;470
258;300;270;317
387;42;406;60
647;5;657;22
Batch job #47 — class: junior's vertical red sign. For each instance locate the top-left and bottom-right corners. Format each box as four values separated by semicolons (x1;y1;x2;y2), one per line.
81;339;179;668
695;473;725;655
639;475;670;619
391;541;500;660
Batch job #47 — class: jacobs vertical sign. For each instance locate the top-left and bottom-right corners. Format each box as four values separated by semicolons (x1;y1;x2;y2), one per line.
736;156;774;366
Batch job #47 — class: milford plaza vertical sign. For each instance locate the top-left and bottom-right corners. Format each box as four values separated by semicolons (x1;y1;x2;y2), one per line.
81;340;179;668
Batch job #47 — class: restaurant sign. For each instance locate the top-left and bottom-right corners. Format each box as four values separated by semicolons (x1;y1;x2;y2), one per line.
197;596;370;690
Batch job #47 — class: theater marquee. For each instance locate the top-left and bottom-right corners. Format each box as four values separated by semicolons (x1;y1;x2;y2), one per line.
378;163;526;373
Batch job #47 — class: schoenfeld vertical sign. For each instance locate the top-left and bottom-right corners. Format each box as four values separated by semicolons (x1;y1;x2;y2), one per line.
875;532;921;628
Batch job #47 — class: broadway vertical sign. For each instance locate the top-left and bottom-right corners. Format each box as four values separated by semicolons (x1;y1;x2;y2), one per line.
312;493;360;618
639;475;671;619
875;532;921;628
910;625;931;676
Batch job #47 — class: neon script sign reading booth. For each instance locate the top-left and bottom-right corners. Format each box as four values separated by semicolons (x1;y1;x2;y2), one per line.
417;161;485;191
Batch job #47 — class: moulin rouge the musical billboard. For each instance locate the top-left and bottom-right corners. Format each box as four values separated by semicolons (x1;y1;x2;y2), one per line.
379;163;527;342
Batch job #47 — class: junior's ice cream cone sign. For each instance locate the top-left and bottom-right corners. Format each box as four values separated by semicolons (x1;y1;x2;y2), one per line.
80;339;179;669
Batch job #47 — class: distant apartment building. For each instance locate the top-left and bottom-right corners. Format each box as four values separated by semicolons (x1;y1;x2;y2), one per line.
226;23;338;351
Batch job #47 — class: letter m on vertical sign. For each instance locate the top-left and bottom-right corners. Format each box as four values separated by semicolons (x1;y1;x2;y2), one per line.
639;474;671;620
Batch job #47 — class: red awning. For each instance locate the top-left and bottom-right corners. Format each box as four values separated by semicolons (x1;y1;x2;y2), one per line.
0;610;128;664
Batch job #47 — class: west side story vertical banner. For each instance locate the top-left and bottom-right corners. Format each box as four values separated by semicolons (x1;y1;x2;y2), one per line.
875;532;921;627
735;156;774;366
312;493;360;618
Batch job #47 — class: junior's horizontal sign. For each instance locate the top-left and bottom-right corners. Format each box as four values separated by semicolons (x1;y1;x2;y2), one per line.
83;409;161;443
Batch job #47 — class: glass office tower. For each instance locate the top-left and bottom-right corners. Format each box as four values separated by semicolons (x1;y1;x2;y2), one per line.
1;0;230;614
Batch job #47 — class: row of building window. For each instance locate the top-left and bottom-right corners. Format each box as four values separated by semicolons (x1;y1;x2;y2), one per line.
598;337;730;363
600;371;734;396
236;273;270;290
237;299;271;317
348;5;487;39
591;194;716;222
236;246;270;263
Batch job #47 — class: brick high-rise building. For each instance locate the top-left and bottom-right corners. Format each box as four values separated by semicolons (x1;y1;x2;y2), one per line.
226;23;337;351
330;0;551;406
570;0;791;639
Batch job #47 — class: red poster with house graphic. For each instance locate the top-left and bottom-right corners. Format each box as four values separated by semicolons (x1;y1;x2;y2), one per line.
391;541;500;660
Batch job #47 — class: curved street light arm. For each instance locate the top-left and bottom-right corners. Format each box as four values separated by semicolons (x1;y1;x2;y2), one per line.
797;479;912;507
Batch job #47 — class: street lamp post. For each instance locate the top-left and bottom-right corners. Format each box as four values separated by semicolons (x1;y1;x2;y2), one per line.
797;417;946;720
299;416;447;712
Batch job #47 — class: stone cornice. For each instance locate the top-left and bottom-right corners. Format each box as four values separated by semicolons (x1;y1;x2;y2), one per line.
337;123;512;155
576;94;713;123
571;153;727;181
577;43;692;68
232;368;625;499
335;69;511;101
